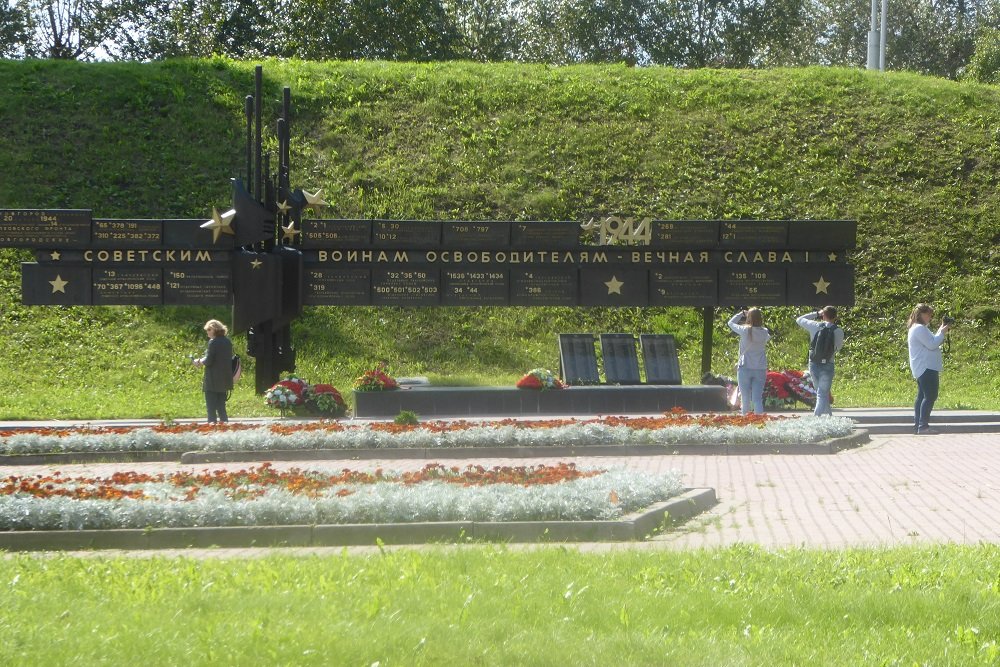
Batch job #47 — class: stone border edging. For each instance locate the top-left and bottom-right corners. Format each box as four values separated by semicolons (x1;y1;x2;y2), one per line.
179;430;869;463
0;451;183;466
0;488;717;551
0;431;869;466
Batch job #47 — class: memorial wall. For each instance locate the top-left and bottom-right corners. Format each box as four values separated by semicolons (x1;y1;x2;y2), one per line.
7;212;855;309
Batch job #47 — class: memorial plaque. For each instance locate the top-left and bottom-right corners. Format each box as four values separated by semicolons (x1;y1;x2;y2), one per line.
300;219;371;248
36;249;229;264
650;221;720;248
91;219;162;248
579;268;648;306
92;267;162;305
510;222;579;249
442;268;508;305
719;267;786;306
786;265;855;306
0;209;91;247
718;220;788;249
787;220;857;250
304;267;371;305
510;268;577;305
640;334;682;385
372;267;440;305
21;263;92;305
372;220;440;248
719;266;786;307
163;266;232;305
649;268;717;306
442;222;510;247
162;219;235;249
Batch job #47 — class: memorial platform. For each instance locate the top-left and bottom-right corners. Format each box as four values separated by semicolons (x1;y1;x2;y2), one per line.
352;385;729;419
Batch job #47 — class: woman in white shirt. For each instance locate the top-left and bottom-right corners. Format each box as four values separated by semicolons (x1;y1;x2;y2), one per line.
728;308;771;415
906;303;950;435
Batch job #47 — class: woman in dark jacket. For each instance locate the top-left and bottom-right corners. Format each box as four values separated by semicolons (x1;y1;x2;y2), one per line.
192;319;234;423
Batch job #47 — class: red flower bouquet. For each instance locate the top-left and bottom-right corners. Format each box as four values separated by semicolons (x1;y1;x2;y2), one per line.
304;384;347;418
266;376;347;418
354;363;400;391
764;369;831;408
264;376;309;410
516;368;566;390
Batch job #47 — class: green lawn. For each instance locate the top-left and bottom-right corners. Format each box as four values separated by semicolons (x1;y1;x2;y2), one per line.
0;60;998;417
3;545;1000;665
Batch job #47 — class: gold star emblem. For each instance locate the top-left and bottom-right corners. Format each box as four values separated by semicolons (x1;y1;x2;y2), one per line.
604;275;624;295
813;276;831;294
828;252;838;262
49;251;61;261
49;275;68;293
277;200;292;214
302;189;328;208
250;258;263;269
281;221;301;243
200;207;236;243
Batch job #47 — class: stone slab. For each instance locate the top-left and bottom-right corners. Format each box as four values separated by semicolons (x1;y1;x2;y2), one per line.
353;385;729;418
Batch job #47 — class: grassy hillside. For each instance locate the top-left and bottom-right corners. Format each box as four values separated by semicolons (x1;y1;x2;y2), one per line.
0;59;997;418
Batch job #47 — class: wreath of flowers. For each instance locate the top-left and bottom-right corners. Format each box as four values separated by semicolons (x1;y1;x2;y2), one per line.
304;383;347;418
516;368;566;390
264;376;308;410
764;369;831;408
354;363;400;391
265;376;346;418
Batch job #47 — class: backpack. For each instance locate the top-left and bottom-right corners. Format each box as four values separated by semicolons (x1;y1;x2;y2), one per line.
231;354;242;383
809;325;838;364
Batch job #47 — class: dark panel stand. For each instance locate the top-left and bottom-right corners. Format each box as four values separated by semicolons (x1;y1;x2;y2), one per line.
558;334;601;385
353;385;729;419
600;334;641;384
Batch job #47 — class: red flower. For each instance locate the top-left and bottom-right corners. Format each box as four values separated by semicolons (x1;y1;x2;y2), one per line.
276;379;306;396
516;374;543;389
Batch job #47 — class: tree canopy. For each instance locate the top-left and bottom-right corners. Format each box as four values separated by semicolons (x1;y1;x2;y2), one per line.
4;0;1000;79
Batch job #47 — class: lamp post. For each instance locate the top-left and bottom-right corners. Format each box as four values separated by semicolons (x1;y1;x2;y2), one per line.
866;0;888;71
867;0;880;69
879;0;888;71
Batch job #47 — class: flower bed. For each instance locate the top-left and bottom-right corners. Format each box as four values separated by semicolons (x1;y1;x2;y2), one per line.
0;412;855;456
0;462;683;530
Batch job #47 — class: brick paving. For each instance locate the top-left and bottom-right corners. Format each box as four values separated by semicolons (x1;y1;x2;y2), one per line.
4;430;1000;556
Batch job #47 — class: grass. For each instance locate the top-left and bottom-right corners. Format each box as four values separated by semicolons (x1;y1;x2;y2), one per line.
3;545;1000;664
0;60;998;418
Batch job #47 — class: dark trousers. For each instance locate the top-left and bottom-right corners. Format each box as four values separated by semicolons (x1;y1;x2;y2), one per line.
205;391;229;423
914;369;939;430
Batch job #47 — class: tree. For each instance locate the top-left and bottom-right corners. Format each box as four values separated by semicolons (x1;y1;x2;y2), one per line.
1;2;30;57
109;0;286;60
445;0;521;61
964;26;1000;82
15;0;132;59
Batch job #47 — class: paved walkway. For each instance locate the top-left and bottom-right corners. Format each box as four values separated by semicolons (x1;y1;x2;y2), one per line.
3;430;999;556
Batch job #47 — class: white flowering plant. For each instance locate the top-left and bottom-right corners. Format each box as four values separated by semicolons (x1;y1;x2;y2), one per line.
0;414;856;456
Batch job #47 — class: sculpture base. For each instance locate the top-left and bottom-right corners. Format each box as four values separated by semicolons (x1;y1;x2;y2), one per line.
353;385;728;419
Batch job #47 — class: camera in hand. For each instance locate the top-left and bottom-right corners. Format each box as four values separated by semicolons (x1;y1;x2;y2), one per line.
942;316;956;326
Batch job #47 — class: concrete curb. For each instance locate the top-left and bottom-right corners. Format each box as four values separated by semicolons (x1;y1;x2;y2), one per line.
0;451;183;466
177;431;868;463
0;488;716;552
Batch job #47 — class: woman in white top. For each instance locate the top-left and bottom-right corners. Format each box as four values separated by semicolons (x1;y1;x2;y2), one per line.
906;303;950;434
728;308;771;415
